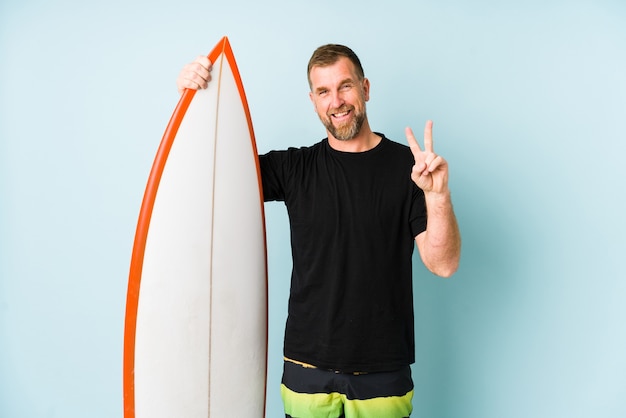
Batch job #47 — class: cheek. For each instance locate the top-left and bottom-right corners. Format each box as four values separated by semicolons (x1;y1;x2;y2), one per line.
312;99;329;117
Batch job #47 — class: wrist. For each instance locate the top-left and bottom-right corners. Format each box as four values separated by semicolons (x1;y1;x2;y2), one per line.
424;189;451;203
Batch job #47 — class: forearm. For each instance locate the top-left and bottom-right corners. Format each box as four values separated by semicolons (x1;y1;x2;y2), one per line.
416;191;461;277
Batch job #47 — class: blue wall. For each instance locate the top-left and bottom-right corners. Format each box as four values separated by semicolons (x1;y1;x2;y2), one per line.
1;0;625;417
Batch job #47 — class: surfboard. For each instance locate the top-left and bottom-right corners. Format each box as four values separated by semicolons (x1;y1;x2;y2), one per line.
123;37;268;418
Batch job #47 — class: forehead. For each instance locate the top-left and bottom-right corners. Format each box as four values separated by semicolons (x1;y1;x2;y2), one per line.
309;56;359;89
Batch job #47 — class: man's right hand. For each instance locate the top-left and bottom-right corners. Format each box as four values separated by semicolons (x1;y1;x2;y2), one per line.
176;55;213;94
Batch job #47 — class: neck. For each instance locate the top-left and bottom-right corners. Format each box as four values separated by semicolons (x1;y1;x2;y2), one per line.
327;121;381;153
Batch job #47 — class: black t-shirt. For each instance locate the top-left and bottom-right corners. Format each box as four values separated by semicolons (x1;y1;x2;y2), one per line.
259;134;427;373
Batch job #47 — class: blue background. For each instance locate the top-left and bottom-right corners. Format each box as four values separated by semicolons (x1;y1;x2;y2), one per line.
1;0;625;417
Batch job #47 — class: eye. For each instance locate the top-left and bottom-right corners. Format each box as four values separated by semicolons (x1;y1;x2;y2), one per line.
318;89;328;96
340;83;352;91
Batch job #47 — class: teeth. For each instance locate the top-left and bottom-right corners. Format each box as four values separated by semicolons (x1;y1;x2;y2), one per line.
334;111;349;117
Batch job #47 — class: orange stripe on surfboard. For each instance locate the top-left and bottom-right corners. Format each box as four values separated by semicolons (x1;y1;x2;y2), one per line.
122;36;267;417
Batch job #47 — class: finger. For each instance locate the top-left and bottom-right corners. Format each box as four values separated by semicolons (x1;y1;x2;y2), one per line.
194;55;213;72
178;77;206;93
176;71;207;93
176;57;213;93
405;126;422;158
188;67;211;85
188;59;212;84
423;120;434;153
425;155;445;173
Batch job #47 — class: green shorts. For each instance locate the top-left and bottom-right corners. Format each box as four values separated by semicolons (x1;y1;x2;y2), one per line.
281;360;413;418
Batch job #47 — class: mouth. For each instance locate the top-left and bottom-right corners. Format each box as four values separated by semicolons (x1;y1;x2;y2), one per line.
330;107;352;121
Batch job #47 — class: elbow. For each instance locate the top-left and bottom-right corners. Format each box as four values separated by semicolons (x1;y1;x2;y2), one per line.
432;262;458;278
417;233;462;278
424;250;461;278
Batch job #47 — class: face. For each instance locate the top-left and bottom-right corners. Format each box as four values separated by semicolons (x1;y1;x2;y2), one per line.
308;57;370;141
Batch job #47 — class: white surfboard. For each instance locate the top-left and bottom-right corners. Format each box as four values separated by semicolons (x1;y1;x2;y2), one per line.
123;37;268;418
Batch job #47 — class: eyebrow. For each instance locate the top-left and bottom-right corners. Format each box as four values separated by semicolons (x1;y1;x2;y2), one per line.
314;77;355;94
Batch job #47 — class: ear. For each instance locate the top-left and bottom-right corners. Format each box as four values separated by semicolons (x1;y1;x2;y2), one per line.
309;91;317;112
362;78;371;102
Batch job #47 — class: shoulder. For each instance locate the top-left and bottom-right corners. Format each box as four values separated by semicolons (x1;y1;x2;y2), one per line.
263;139;325;156
376;134;414;162
261;139;326;163
259;140;328;179
378;134;410;152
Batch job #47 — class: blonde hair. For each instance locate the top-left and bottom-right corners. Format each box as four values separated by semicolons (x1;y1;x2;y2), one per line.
307;44;364;89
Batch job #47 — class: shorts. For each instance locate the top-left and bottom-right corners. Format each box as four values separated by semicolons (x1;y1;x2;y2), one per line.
280;360;414;418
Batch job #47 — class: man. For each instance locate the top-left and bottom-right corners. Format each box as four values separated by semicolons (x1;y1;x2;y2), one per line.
177;44;461;418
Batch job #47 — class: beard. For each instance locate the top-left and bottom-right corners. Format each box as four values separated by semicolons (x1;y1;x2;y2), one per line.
321;105;367;141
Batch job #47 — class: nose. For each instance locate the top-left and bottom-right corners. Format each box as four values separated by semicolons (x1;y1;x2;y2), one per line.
330;90;345;109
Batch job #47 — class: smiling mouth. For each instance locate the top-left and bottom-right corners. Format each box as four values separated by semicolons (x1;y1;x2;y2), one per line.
331;107;352;119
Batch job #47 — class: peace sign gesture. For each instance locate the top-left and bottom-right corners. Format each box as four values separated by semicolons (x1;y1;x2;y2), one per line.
406;120;449;195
